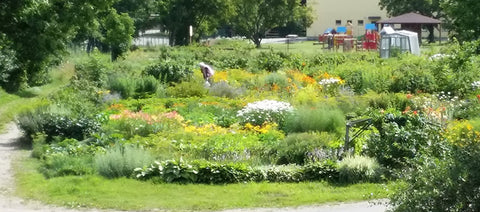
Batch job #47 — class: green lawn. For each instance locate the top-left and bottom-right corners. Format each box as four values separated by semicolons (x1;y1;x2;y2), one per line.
15;154;396;211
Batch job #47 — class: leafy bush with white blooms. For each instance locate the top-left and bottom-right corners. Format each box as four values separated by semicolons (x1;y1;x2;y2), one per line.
237;99;293;126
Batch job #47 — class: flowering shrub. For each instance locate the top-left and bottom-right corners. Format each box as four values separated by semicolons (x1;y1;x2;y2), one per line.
317;72;344;96
237;99;293;126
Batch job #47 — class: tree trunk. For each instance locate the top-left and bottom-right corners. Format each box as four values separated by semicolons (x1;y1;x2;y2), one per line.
427;25;435;43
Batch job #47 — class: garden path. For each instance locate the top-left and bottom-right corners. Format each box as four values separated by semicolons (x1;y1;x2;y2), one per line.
0;122;388;212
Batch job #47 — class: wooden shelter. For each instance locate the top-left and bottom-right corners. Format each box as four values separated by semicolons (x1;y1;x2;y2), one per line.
378;12;442;44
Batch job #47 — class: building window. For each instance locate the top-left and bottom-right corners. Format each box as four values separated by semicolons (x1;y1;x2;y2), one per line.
335;20;342;26
358;20;364;26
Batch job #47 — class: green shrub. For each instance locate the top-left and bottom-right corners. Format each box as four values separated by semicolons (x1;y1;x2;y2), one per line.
366;110;447;169
283;104;345;134
134;75;159;98
214;109;238;128
389;56;437;93
263;165;303;182
263;72;289;88
256;50;284;72
108;76;136;98
95;144;154;178
276;132;337;165
17;106;101;143
144;60;193;84
364;92;409;111
73;54;111;88
338;155;382;183
167;80;208;98
302;160;339;182
208;81;244;98
389;140;480;211
134;159;340;184
40;155;95;178
0;36;19;91
197;133;263;162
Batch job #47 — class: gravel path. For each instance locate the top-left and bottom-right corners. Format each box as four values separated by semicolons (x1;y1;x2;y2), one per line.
0;122;389;212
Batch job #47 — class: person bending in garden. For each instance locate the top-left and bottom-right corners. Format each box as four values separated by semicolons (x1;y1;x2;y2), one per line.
199;62;214;86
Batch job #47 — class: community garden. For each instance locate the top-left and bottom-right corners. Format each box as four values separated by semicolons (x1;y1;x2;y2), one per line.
9;39;480;211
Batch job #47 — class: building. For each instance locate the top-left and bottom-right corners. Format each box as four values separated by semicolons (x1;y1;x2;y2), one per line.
306;0;388;38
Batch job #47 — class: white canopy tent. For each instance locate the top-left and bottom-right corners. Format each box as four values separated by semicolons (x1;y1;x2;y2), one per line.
380;26;420;58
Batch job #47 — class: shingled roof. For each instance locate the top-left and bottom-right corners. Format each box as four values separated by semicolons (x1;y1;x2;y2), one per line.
378;12;441;24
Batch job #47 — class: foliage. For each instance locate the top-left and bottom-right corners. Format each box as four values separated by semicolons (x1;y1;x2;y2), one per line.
95;144;154;178
389;55;437;93
338;155;383;184
113;0;157;36
167;80;208;98
135;159;341;184
276;132;338;165
442;0;480;41
302;161;339;182
229;0;313;48
431;40;480;97
17;106;101;143
102;9;135;61
283;104;345;134
0;35;18;91
366;110;448;169
237;99;293;126
389;138;480;211
144;60;193;84
156;0;231;46
73;54;111;88
378;0;441;42
0;0;117;91
208;81;244;98
39;155;95;178
256;51;285;72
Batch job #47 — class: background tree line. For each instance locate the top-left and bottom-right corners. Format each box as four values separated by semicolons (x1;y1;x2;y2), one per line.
1;0;480;92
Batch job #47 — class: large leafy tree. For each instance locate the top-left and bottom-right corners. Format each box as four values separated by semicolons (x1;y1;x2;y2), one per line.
156;0;232;46
441;0;480;42
230;0;313;48
114;0;157;36
379;0;441;43
0;0;118;91
102;10;135;61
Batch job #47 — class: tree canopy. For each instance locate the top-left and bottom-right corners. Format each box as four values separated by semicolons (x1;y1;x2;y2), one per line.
156;0;231;46
230;0;313;48
442;0;480;42
379;0;441;42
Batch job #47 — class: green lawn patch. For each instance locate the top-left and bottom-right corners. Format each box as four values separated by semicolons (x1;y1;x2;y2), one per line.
15;155;396;211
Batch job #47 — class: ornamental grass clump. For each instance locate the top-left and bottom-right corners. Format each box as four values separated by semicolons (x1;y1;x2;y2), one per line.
237;99;293;126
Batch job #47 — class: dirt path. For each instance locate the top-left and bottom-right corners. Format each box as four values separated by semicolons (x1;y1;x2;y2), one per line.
0;123;113;212
0;122;389;212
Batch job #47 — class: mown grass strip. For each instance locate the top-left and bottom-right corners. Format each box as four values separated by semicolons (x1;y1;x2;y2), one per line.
15;155;397;211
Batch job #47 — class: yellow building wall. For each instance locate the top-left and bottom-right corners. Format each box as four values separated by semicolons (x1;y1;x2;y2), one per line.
307;0;388;38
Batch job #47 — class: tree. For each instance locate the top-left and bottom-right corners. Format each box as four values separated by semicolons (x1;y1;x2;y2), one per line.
379;0;441;43
114;0;157;36
441;0;480;42
0;0;118;91
230;0;313;48
102;10;135;61
156;0;232;46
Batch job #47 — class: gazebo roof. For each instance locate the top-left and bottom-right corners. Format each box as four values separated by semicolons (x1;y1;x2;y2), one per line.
378;12;441;24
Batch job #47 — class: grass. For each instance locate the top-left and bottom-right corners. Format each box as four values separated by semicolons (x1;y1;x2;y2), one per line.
0;62;74;132
14;154;397;211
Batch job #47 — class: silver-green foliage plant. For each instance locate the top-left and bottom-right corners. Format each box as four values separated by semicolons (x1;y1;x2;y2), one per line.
338;155;382;183
95;144;154;178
